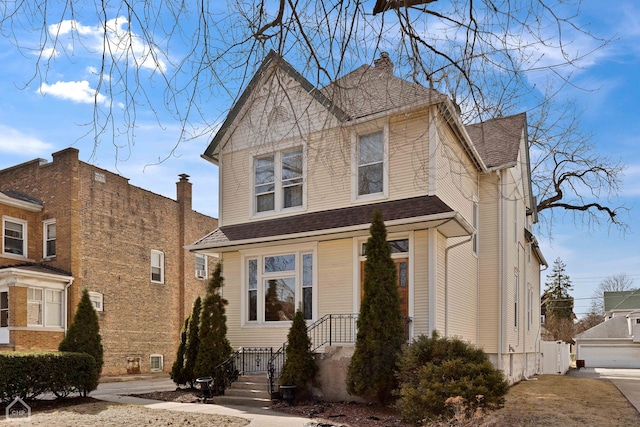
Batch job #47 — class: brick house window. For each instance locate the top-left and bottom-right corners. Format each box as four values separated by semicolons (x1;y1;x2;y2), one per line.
0;291;8;327
88;291;104;312
150;354;163;372
27;288;62;327
3;217;27;257
151;250;164;284
195;254;207;279
43;219;56;258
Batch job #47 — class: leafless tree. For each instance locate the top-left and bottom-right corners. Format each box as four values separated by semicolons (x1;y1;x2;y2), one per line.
542;315;575;344
591;273;636;314
0;0;625;230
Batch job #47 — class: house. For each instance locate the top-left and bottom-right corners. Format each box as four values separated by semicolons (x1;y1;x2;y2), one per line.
0;148;218;375
188;51;546;395
575;290;640;368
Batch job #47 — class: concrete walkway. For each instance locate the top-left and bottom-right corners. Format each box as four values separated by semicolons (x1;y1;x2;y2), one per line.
94;376;317;427
567;367;640;413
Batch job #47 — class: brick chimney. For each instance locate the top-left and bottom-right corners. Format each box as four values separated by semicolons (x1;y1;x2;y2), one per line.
176;173;192;211
374;52;393;74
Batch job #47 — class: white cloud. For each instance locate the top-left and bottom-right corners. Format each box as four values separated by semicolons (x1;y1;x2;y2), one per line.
0;125;53;155
47;17;167;72
38;80;109;106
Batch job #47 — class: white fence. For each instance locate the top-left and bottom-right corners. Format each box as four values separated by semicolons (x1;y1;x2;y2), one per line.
540;340;571;375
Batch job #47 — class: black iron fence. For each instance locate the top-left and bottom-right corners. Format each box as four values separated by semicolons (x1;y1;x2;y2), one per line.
307;313;358;352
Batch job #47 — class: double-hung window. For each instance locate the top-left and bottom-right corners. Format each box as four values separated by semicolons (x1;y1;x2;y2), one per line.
3;217;27;257
44;219;56;258
245;249;315;324
354;129;387;200
27;288;62;327
151;250;165;284
254;147;304;214
0;291;8;327
195;254;207;279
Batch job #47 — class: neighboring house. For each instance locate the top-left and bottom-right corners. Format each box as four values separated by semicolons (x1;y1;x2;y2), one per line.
0;148;217;375
188;51;546;390
575;290;640;368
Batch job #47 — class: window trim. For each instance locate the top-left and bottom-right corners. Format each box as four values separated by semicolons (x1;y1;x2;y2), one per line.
43;219;56;259
88;291;104;312
195;253;208;279
514;271;520;330
27;287;63;328
472;200;478;256
241;243;317;326
151;250;165;284
2;216;28;259
251;146;306;217
150;354;164;372
351;125;389;203
0;291;8;328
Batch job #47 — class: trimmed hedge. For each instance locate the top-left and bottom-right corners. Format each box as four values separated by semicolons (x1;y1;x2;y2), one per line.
0;352;99;402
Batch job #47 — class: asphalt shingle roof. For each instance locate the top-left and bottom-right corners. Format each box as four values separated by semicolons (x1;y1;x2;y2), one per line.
465;113;526;169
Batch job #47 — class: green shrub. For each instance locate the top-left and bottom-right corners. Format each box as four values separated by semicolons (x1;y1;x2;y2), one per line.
279;309;318;396
396;332;509;424
0;352;99;402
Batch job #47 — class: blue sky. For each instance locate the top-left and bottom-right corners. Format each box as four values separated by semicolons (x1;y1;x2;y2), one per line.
0;1;638;318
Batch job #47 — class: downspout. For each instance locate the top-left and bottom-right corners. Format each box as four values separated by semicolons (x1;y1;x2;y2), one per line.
64;278;74;335
497;170;504;370
444;235;473;337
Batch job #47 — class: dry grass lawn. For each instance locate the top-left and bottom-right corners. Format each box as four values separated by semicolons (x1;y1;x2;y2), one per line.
482;374;640;426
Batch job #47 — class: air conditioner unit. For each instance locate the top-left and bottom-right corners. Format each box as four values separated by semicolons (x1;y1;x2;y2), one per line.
196;270;206;279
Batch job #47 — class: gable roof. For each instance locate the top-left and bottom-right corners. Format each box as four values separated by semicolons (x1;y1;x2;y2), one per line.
188;195;472;251
604;289;640;312
320;63;445;119
202;50;349;163
465;113;526;170
575;314;630;340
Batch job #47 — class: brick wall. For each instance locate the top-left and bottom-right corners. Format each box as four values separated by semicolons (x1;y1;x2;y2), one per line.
0;148;218;375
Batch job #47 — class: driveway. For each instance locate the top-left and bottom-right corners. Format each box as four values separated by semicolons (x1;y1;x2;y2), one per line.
568;367;640;413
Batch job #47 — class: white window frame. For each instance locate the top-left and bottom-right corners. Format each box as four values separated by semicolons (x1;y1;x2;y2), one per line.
43;219;56;259
241;244;317;326
472;200;478;256
251;146;305;217
2;216;27;259
151;250;165;284
195;254;208;279
150;354;163;372
88;291;104;312
27;287;63;328
527;285;533;333
351;125;389;202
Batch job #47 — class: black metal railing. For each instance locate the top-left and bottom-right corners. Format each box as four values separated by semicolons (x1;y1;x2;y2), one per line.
211;347;273;396
266;343;286;397
307;313;358;352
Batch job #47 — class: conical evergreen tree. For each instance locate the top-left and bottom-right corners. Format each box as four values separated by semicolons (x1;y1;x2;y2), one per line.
194;262;232;382
280;308;318;395
170;316;190;387
346;209;405;403
184;296;202;388
542;257;574;320
58;288;104;395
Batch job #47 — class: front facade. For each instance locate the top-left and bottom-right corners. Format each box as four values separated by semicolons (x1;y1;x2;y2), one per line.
0;148;218;375
189;51;546;384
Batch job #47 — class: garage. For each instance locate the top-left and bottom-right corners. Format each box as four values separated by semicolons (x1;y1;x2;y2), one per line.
577;343;640;369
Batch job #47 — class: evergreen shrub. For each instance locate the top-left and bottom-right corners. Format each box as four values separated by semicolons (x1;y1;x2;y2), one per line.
395;332;509;424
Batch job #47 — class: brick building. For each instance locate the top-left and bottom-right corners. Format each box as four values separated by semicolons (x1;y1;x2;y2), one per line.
0;148;218;375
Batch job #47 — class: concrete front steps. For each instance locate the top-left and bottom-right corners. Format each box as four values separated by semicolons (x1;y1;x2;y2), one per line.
214;374;274;408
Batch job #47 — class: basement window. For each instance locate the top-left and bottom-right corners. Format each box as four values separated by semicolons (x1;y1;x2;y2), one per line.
150;354;163;372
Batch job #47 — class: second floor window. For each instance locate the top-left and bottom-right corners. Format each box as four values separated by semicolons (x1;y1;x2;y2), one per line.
151;250;165;284
3;218;26;257
195;254;207;279
254;147;304;214
44;220;56;258
358;131;384;196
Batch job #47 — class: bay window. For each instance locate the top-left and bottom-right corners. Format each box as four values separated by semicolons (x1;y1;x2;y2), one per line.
27;287;62;327
245;248;315;324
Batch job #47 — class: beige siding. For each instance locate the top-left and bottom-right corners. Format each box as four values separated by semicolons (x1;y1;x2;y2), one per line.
435;232;447;332
478;172;501;352
222;251;291;349
412;230;430;336
317;239;355;316
435;114;478;222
